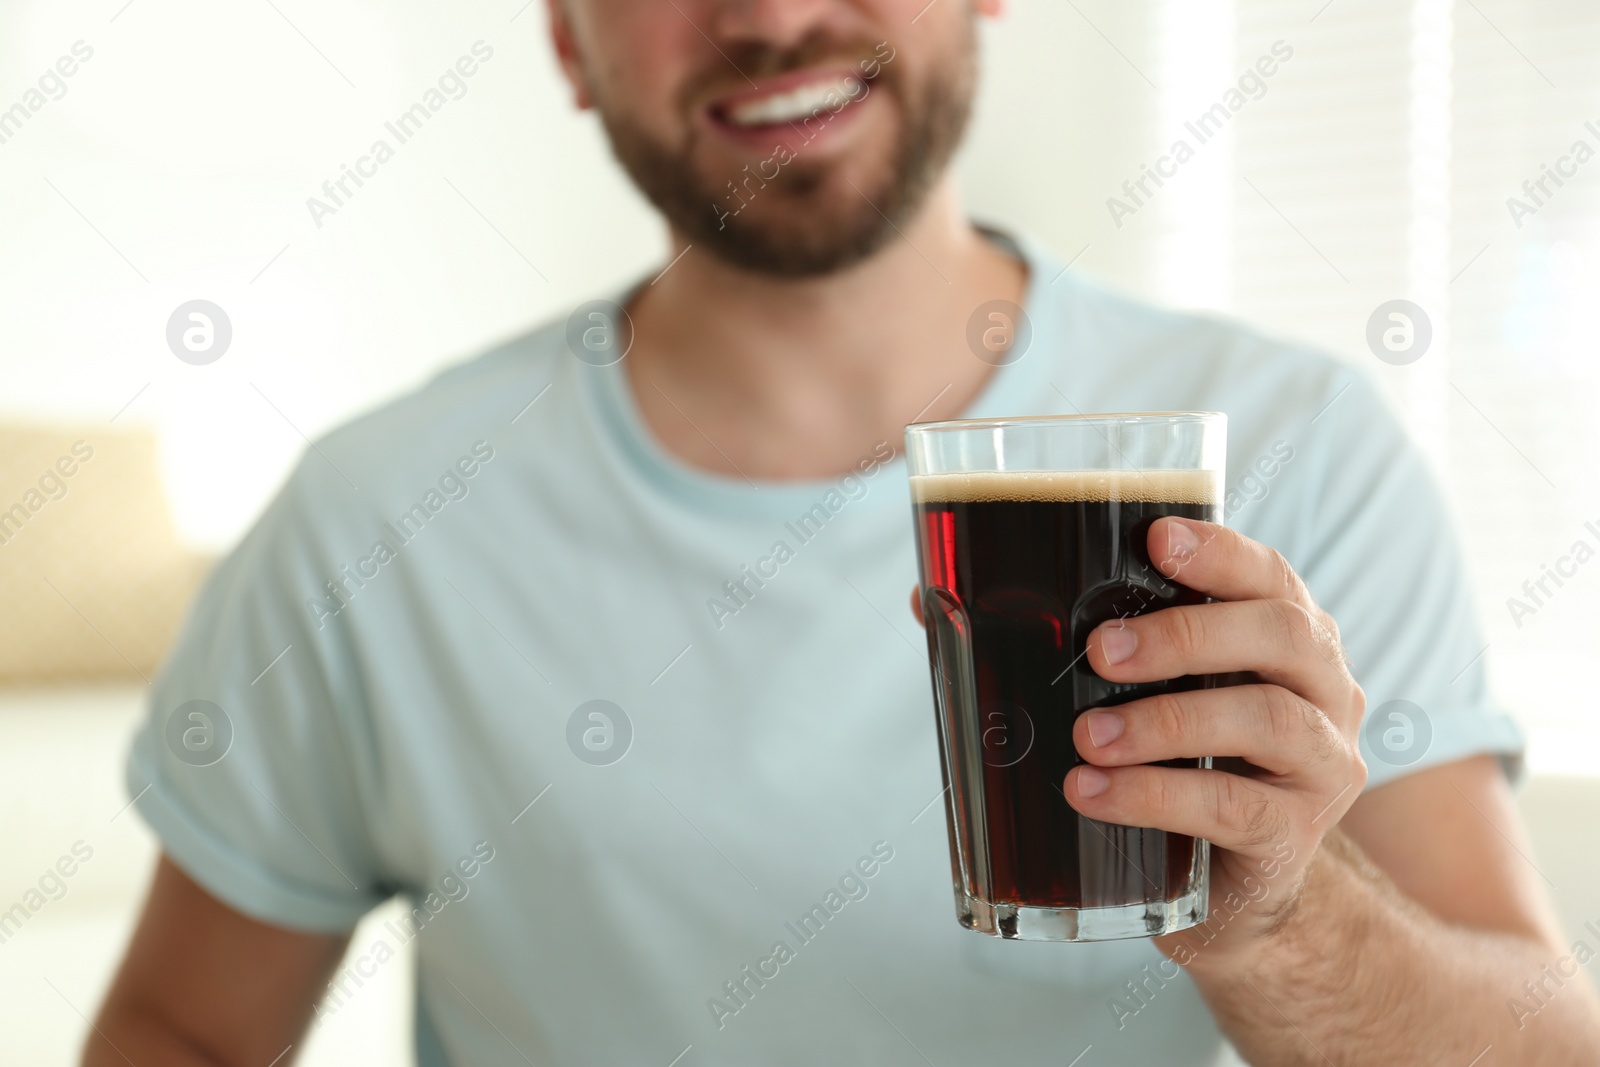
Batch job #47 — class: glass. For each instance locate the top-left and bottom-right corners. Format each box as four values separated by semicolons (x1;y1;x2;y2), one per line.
904;413;1227;941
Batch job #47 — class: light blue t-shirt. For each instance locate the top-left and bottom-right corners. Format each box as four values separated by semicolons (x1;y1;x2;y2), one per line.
128;232;1522;1066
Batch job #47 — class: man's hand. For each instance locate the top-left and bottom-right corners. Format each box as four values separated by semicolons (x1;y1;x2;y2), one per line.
1060;516;1367;973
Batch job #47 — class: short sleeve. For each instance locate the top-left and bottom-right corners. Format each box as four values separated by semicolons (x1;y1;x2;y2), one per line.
1288;372;1524;790
126;459;389;932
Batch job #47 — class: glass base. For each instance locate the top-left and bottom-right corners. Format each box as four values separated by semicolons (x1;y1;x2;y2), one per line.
957;880;1209;942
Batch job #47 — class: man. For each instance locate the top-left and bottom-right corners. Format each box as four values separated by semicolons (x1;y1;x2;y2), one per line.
90;0;1600;1064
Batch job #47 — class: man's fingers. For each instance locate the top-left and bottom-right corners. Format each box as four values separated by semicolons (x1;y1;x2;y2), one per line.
1150;517;1317;612
1086;600;1359;724
1073;684;1353;780
1063;764;1304;860
909;587;925;628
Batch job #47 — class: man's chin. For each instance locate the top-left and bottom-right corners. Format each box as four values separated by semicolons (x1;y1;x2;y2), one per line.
685;162;910;278
696;207;900;278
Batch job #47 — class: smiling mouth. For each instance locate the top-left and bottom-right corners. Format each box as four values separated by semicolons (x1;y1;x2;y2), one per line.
714;74;869;130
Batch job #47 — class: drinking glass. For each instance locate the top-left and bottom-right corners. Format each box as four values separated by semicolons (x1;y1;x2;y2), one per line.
905;413;1226;941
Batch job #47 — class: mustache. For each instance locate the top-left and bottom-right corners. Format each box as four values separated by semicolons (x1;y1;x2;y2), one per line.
679;32;894;110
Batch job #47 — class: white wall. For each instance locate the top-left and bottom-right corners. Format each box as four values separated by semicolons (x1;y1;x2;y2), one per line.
2;0;662;547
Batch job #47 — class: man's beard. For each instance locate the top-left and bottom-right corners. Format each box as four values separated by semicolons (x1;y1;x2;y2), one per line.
590;30;977;278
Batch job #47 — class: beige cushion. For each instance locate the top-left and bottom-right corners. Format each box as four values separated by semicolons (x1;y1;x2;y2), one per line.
0;424;210;684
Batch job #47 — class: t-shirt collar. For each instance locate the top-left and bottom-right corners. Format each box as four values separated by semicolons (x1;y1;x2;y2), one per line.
578;226;1066;520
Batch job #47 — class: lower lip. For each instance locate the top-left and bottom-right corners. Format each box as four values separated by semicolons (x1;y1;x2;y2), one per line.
706;90;874;153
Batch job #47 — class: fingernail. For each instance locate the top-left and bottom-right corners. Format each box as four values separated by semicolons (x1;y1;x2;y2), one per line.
1085;711;1124;747
1076;766;1109;798
1165;519;1198;566
1099;625;1137;665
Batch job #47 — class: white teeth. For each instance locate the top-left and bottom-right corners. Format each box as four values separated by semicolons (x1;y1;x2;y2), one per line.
726;77;865;127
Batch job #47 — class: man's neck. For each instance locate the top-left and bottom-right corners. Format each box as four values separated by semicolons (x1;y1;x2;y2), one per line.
623;181;1028;481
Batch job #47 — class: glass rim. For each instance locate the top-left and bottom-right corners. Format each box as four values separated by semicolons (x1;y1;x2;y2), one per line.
905;411;1225;435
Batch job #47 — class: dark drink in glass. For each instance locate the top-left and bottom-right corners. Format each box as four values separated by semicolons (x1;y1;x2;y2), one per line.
905;416;1225;941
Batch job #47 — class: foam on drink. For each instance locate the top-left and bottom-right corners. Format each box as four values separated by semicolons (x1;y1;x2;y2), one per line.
910;468;1220;505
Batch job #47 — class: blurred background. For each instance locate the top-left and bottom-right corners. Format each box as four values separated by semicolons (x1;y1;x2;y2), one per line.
2;0;1597;1062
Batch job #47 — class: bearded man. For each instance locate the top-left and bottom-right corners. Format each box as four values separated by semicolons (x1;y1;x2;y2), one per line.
89;2;1600;1064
